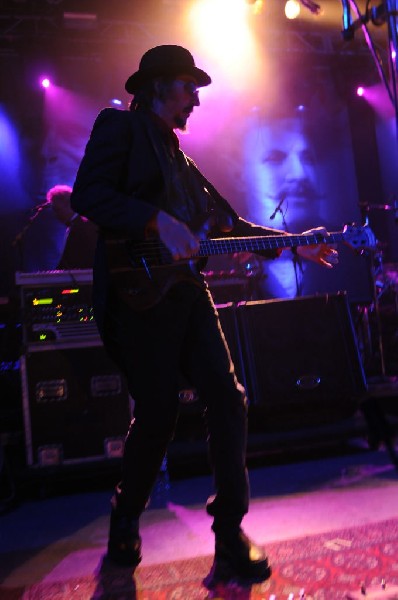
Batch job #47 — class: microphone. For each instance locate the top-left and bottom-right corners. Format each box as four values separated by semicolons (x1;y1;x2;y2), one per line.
269;198;284;220
34;201;50;210
341;0;354;40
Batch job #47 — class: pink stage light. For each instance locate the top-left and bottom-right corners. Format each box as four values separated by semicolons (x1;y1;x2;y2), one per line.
41;77;51;89
356;86;365;97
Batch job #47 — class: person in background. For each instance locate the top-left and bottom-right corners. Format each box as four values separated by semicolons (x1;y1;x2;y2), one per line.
46;184;97;269
70;45;338;587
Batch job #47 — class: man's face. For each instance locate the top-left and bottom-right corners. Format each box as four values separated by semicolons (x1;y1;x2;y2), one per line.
154;76;200;131
51;193;74;225
243;117;321;231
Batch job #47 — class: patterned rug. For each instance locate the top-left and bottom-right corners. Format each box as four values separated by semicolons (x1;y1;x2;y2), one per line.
2;518;398;599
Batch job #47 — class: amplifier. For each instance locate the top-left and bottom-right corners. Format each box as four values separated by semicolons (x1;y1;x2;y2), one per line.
15;270;99;347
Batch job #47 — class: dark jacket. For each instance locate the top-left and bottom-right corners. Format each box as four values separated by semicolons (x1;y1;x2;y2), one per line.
57;215;98;270
71;108;282;320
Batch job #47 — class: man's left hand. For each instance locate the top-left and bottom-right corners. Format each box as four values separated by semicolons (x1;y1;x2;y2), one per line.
296;227;339;269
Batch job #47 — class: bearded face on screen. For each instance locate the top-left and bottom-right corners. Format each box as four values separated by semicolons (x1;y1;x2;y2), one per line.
242;115;323;233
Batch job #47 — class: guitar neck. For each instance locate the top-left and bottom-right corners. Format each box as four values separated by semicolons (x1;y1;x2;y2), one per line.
198;232;344;257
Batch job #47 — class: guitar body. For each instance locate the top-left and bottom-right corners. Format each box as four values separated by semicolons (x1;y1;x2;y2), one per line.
110;261;202;311
106;237;203;310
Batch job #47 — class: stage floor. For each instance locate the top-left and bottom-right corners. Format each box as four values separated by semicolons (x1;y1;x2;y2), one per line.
1;443;398;598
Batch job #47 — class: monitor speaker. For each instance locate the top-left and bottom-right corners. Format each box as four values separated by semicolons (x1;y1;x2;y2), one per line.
236;293;366;431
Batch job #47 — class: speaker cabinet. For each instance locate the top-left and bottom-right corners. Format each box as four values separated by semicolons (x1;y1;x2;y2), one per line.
236;293;366;431
21;344;132;467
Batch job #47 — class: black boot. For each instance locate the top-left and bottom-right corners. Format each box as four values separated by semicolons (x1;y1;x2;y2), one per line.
204;528;271;587
107;508;142;569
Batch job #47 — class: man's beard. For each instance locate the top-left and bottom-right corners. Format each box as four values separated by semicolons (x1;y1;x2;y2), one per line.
174;114;188;131
174;106;193;131
275;182;321;203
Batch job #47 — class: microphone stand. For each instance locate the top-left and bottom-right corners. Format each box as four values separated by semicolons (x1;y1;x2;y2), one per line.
269;197;285;221
269;200;304;297
12;202;49;271
369;249;387;378
342;0;398;139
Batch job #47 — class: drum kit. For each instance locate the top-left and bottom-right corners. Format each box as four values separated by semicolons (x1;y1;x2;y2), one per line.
357;201;398;382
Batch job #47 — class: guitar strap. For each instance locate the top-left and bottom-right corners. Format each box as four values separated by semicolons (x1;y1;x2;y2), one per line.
185;156;239;229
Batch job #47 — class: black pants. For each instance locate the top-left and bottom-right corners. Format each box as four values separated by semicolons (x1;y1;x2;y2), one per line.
102;281;249;532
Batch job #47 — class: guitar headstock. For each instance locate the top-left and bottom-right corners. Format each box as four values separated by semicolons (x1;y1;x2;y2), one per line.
342;223;377;253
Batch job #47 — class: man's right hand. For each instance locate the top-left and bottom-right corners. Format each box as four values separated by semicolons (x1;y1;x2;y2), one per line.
150;211;200;261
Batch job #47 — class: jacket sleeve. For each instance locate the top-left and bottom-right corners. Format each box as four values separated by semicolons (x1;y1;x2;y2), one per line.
70;108;158;239
186;155;287;259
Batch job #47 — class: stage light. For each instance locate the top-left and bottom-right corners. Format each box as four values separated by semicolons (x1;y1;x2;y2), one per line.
285;0;300;19
41;77;51;89
110;98;123;106
246;0;263;13
357;86;365;97
188;0;257;85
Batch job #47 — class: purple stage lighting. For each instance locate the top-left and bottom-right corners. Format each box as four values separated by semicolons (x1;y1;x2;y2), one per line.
41;77;51;89
356;86;365;97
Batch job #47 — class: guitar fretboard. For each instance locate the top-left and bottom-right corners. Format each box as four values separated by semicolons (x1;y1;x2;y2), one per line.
197;232;344;257
118;224;372;267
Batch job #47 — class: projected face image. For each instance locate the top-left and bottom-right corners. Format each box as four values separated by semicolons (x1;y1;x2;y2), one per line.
242;116;322;232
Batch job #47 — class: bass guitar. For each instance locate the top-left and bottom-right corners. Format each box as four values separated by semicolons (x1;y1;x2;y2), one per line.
106;223;376;310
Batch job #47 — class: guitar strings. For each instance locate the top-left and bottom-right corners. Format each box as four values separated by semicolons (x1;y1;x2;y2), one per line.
126;232;342;262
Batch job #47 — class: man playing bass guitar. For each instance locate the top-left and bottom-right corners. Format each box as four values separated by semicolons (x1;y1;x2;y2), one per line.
71;45;339;586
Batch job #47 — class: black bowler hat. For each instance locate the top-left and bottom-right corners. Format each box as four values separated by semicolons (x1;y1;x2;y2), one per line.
125;45;212;94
